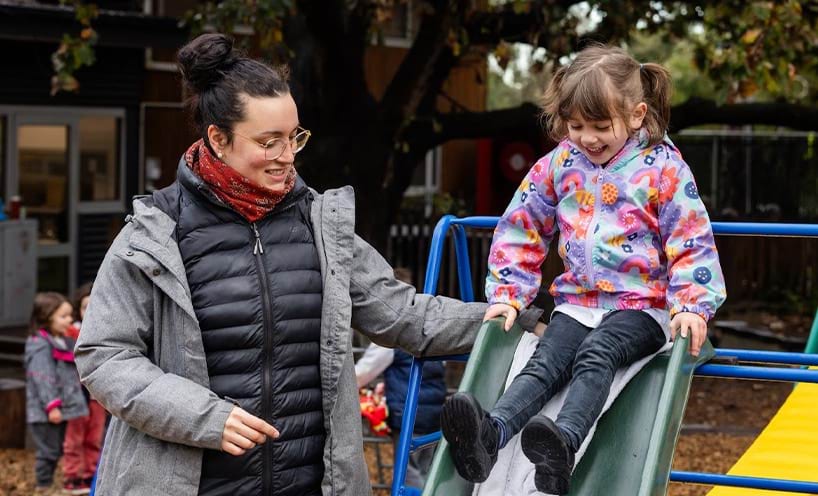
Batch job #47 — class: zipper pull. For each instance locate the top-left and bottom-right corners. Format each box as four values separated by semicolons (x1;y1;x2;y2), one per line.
252;223;264;255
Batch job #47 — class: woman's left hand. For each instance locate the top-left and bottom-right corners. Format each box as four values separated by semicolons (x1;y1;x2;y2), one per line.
221;406;279;456
670;312;707;356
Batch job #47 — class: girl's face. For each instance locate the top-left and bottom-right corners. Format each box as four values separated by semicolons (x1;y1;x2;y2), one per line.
49;302;74;336
208;93;301;193
567;102;647;165
79;296;90;321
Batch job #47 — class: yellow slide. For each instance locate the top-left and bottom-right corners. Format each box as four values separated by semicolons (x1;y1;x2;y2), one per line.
707;375;818;495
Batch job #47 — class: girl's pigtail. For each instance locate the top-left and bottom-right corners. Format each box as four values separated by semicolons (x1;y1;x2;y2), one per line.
639;63;673;145
541;65;569;142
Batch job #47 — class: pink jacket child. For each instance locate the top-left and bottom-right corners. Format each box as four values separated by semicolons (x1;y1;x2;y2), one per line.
441;45;726;496
487;132;726;322
25;295;89;490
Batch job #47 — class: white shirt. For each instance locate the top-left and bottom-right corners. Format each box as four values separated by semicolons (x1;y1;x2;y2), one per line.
552;303;671;340
354;342;395;388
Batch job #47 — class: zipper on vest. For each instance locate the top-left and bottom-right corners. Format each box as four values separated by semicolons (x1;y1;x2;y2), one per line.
252;222;265;254
250;222;274;495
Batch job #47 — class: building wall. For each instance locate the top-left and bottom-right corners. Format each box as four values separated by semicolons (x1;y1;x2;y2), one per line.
1;39;143;291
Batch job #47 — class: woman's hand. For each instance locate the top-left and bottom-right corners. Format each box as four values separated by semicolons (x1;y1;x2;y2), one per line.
221;406;280;456
483;303;518;331
47;408;63;424
670;312;707;357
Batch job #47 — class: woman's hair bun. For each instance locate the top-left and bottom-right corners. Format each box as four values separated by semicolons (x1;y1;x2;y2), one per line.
177;33;240;93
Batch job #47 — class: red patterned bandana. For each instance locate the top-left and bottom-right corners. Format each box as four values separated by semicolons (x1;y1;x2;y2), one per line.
184;139;296;223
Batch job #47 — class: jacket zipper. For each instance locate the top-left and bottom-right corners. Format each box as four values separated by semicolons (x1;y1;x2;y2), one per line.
251;221;274;495
584;168;603;288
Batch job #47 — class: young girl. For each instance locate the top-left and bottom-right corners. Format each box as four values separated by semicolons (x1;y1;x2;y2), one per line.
441;45;726;494
25;292;89;491
63;282;106;493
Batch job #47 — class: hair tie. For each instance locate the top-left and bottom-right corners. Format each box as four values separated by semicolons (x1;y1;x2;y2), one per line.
639;63;645;70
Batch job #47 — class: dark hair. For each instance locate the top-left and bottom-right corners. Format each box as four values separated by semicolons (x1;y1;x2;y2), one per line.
541;44;672;147
73;282;93;322
30;292;69;335
177;33;291;153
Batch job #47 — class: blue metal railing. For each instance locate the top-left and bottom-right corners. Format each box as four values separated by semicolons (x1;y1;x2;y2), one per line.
390;217;818;495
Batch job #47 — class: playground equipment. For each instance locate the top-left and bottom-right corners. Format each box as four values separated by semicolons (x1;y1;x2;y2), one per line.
392;217;818;496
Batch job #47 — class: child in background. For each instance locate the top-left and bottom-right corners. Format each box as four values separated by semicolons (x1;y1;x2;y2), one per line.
354;267;446;489
25;292;89;493
441;45;726;494
63;282;106;494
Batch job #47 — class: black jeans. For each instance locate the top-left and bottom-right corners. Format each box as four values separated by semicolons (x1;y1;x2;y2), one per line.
491;310;667;452
29;421;66;487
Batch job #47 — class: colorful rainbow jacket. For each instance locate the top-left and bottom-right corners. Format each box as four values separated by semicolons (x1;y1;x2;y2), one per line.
486;134;726;322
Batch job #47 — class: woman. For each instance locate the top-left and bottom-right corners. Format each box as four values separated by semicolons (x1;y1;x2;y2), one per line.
75;33;542;496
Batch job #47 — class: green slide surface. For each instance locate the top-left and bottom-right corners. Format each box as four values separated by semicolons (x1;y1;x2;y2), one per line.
422;318;713;496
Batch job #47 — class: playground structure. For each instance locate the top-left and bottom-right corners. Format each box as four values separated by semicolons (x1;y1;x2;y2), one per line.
391;217;818;496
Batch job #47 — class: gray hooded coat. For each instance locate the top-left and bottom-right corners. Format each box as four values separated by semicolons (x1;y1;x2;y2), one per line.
25;330;89;423
75;184;542;495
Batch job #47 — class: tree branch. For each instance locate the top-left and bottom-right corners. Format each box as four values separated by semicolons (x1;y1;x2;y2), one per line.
404;102;542;152
378;0;460;132
669;98;818;133
403;99;818;153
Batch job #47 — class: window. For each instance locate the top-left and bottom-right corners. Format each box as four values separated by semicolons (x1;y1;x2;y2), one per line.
2;105;127;295
404;147;442;217
18;125;70;244
374;0;419;48
79;116;121;202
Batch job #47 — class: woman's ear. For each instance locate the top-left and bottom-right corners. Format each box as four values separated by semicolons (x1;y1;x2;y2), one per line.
630;102;648;129
207;124;229;157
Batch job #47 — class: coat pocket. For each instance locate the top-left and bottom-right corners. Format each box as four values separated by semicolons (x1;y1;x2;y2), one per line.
109;426;180;495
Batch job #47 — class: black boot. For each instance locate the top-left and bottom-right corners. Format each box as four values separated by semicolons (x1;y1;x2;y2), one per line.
440;392;500;482
520;415;575;495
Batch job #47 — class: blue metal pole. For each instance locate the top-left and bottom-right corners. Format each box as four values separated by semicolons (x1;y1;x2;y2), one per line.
419;354;470;362
443;217;818;238
391;357;425;496
714;348;818;366
711;222;818;237
670;471;818;493
392;216;457;496
422;215;456;294
451;216;502;230
393;217;487;494
410;431;442;450
695;364;818;383
452;225;475;302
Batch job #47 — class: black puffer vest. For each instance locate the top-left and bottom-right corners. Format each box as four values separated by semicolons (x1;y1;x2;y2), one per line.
154;163;325;496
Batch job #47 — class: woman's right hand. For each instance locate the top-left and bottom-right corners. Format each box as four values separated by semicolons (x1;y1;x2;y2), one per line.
221;406;280;456
483;303;518;331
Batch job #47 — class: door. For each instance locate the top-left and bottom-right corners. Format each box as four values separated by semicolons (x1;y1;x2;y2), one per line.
3;107;125;296
15;119;74;293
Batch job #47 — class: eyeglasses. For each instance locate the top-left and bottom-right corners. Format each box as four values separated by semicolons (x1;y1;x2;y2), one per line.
232;127;311;161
